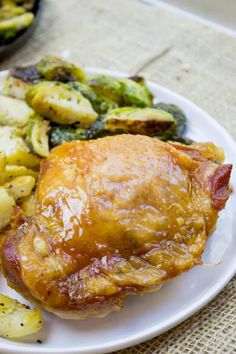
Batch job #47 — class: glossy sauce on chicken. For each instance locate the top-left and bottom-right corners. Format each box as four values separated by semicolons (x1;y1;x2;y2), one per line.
1;135;231;318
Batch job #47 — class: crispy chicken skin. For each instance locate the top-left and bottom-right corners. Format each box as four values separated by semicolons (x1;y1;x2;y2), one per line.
1;135;232;319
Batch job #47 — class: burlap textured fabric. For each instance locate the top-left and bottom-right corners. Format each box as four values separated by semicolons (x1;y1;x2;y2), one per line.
0;0;235;352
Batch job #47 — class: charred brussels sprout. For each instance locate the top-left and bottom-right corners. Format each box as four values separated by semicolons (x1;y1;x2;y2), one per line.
10;65;41;82
89;107;175;137
26;81;98;127
36;55;86;82
68;81;118;114
154;102;187;141
120;78;153;107
88;75;123;104
128;75;146;84
49;125;87;147
26;115;50;157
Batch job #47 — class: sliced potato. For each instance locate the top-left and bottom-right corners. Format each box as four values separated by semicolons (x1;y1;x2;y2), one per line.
0;152;6;185
4;175;35;200
0;94;35;127
2;75;33;100
18;193;36;216
6;150;40;168
4;164;38;182
0;294;43;338
26;81;98;127
0;186;15;230
0;126;40;168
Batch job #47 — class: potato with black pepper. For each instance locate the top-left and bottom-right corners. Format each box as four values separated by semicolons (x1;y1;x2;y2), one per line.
0;126;40;168
0;294;43;338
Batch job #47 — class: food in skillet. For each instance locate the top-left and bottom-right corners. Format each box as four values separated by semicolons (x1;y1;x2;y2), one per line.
1;135;232;318
0;0;35;45
0;55;232;332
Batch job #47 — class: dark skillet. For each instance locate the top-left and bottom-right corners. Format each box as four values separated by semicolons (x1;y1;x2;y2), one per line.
0;0;41;60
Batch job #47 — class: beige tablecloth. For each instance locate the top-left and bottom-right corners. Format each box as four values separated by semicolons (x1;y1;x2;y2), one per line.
0;1;235;352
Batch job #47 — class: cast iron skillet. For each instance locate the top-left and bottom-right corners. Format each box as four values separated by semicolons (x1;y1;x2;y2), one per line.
0;0;41;59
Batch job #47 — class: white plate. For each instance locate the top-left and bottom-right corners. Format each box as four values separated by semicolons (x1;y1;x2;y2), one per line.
0;69;236;354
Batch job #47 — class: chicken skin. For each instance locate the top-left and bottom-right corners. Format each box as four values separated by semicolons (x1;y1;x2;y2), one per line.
1;135;232;319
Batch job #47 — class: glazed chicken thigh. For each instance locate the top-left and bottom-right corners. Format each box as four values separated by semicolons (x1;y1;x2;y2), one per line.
1;135;231;318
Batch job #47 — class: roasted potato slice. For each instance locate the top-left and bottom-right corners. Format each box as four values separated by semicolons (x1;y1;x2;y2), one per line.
2;75;33;100
0;152;6;185
0;94;34;127
4;164;38;182
100;107;175;136
4;175;35;200
0;294;43;338
26;81;98;127
18;193;36;216
37;55;86;82
0;126;40;168
0;186;15;230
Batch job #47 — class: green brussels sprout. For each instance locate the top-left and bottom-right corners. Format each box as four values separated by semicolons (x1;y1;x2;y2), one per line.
49;125;87;147
36;55;86;82
88;107;175;137
26;115;50;157
0;3;25;21
88;75;123;104
88;75;154;108
26;81;98;127
68;81;118;114
0;11;34;42
154;103;187;141
120;78;153;107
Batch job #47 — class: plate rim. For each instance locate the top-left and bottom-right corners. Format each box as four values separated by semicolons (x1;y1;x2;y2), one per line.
0;68;236;354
